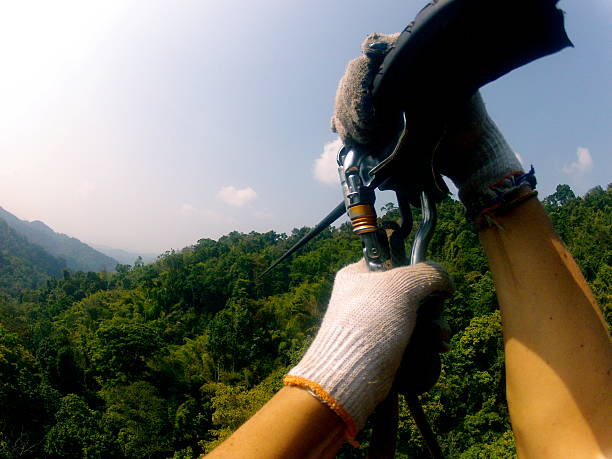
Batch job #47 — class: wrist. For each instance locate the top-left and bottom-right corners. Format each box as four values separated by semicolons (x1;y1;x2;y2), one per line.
468;168;538;228
435;93;533;224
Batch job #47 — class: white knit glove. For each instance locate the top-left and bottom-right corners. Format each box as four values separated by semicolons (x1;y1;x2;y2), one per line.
284;260;453;440
332;34;536;225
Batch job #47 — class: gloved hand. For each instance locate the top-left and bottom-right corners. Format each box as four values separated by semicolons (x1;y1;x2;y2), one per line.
433;92;535;223
332;33;537;226
284;260;453;440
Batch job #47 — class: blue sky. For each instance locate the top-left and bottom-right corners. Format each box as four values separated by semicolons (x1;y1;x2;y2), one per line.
0;0;610;253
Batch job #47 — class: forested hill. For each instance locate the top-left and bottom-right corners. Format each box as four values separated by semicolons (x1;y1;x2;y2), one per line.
0;206;118;272
0;185;609;458
0;219;66;296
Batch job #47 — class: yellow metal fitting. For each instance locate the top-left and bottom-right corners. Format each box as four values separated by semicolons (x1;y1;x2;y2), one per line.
348;204;378;234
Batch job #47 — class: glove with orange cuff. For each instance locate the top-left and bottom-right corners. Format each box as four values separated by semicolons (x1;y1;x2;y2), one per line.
284;260;453;440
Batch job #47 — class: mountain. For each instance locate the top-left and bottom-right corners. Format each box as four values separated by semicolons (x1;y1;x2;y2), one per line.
0;207;118;272
89;243;158;265
0;218;66;295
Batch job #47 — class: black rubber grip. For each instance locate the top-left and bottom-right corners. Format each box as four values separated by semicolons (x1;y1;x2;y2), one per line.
371;0;572;119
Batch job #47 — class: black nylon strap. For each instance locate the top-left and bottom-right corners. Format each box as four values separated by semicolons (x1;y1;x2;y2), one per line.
372;0;572;118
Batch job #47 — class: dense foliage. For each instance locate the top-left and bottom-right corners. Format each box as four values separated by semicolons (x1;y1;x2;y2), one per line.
0;185;609;458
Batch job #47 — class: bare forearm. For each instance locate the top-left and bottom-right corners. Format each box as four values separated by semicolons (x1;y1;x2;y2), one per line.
207;386;345;458
480;198;612;457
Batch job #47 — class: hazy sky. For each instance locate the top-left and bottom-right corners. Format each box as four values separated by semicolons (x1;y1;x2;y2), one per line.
1;1;610;253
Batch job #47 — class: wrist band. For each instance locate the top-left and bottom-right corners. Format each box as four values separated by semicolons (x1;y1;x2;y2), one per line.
469;166;538;228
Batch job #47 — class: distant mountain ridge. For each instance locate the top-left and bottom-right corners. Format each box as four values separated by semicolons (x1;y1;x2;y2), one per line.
89;243;158;265
0;207;118;272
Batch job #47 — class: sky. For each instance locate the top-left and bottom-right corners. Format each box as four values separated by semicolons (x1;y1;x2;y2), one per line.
0;0;610;254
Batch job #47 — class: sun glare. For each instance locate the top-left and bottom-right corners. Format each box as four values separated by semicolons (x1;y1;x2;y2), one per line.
0;2;127;127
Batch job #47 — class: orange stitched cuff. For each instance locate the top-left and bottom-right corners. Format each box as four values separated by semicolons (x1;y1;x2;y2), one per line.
284;375;357;443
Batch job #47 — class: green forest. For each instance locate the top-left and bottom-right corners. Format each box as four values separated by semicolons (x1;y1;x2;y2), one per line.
0;185;609;458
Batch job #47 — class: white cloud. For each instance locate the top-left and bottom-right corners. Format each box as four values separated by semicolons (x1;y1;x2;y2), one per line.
514;152;524;166
216;185;257;207
314;138;342;185
563;147;593;176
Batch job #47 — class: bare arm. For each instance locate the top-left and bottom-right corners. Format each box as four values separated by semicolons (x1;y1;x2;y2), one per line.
480;198;612;458
206;386;345;458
